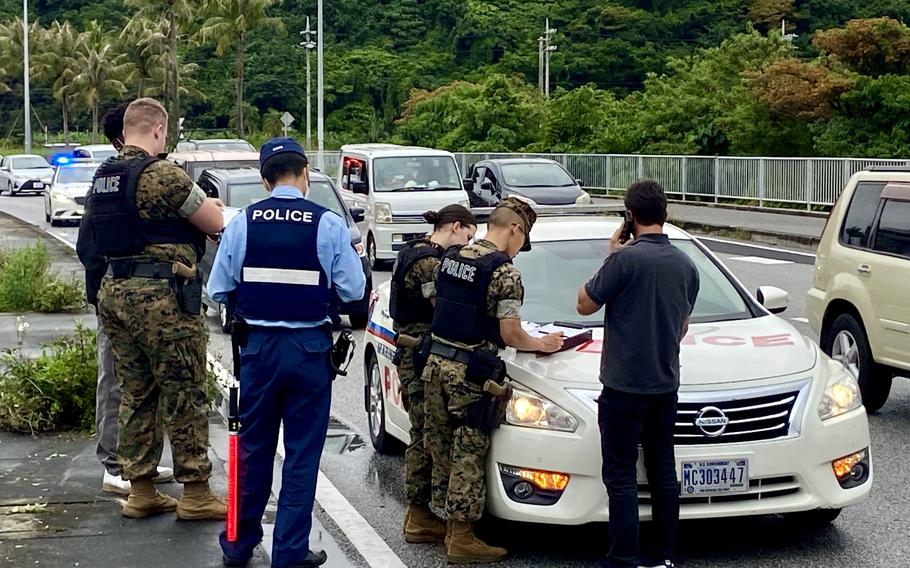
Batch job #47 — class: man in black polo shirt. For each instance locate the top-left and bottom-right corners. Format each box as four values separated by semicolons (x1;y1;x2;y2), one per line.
576;180;699;568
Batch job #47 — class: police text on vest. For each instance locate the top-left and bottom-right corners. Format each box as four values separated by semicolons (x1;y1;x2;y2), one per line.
92;177;120;194
440;258;476;282
251;209;313;223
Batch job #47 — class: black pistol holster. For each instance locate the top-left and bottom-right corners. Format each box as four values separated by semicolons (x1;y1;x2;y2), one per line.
411;334;433;379
463;350;509;433
330;328;355;378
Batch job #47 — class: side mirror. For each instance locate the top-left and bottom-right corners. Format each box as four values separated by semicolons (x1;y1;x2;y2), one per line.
352;181;368;195
757;286;788;314
575;178;584;188
480;181;494;192
349;207;366;223
462;178;474;192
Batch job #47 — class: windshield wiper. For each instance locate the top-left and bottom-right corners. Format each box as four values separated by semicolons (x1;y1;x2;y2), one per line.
385;185;429;192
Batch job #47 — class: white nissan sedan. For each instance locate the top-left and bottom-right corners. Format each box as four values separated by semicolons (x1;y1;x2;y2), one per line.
362;208;872;526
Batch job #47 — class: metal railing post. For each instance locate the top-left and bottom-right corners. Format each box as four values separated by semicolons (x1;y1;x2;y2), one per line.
759;158;766;207
637;155;644;180
681;157;687;202
605;155;612;192
806;158;814;211
713;157;720;204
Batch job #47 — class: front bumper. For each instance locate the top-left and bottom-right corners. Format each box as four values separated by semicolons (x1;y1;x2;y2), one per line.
372;223;431;260
51;204;84;221
15;179;48;192
485;394;871;525
806;287;826;336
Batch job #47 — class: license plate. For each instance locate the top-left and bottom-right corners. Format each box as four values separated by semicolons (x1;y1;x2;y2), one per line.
681;459;748;496
33;182;44;188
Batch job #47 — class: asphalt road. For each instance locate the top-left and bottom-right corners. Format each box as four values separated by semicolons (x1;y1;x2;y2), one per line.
2;193;908;568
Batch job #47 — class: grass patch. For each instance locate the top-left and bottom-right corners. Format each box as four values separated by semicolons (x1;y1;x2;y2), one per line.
0;242;84;313
0;322;97;434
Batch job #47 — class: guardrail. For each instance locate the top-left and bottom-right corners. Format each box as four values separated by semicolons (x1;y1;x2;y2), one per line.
316;151;910;209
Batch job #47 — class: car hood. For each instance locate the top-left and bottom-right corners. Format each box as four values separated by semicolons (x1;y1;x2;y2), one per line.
503;185;584;205
375;189;468;213
510;316;818;386
55;183;91;196
16;168;54;179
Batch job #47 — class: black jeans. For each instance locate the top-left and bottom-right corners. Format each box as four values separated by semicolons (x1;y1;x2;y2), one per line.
598;387;679;568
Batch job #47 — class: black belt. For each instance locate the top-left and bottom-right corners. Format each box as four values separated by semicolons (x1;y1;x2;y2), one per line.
429;342;472;365
106;260;176;279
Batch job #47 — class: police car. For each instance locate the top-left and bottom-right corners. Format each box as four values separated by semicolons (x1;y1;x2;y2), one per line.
362;206;872;526
44;160;99;226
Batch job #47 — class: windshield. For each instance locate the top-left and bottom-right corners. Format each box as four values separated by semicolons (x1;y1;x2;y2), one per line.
12;156;50;170
373;156;461;192
56;166;98;184
188;161;259;181
226;182;269;208
195;140;255;151
513;239;752;326
306;180;347;219
501;162;576;188
91;149;118;160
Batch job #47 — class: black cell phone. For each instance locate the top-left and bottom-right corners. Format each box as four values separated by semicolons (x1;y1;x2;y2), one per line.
621;210;633;243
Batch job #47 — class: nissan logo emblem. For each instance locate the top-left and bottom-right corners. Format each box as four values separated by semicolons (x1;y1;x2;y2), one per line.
694;406;729;437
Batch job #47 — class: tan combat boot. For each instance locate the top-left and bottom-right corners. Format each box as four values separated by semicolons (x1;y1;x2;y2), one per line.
445;518;454;548
403;504;447;544
175;481;227;521
446;520;508;564
121;478;178;519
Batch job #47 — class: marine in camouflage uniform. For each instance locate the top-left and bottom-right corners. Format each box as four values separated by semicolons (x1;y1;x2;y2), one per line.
392;243;442;508
97;146;212;484
422;241;525;522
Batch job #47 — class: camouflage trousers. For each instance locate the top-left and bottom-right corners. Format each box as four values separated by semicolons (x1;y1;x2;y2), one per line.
399;346;432;506
98;276;212;483
423;354;490;522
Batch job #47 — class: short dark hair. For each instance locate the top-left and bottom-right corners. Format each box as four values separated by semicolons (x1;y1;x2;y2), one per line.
261;152;309;184
102;104;127;144
625;180;668;226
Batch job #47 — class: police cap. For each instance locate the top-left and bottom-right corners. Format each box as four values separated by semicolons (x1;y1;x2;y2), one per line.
494;196;536;252
260;137;307;169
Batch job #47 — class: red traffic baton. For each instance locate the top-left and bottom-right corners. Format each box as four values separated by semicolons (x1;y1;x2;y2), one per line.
226;384;239;542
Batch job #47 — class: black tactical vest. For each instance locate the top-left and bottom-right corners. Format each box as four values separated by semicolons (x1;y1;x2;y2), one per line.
430;247;512;348
389;239;443;327
88;155;206;261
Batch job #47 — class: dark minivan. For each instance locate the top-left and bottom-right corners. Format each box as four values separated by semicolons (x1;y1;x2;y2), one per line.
196;168;372;330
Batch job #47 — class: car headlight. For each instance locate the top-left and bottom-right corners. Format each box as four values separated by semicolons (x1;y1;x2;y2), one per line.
374;202;393;224
506;387;578;432
51;191;75;202
818;368;863;421
575;192;593;205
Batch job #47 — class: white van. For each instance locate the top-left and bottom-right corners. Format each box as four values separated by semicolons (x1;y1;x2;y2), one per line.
338;144;470;269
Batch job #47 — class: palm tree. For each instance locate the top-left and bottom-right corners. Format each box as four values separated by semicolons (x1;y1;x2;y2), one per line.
197;0;285;137
33;21;81;143
72;21;130;143
124;0;194;144
119;17;168;98
0;18;42;90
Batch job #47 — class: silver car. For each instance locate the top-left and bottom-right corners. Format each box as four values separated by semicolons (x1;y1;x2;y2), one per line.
44;161;99;226
0;154;55;195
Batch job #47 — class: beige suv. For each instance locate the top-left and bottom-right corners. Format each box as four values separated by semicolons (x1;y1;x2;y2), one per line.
808;168;910;411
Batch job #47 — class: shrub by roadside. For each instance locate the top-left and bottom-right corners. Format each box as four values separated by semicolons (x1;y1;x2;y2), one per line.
0;322;97;434
0;242;84;313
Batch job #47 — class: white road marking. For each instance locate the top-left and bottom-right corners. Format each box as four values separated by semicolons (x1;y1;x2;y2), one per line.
729;255;794;265
697;236;817;258
791;317;810;323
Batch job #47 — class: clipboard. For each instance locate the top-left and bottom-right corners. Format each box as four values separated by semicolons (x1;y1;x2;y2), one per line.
523;321;594;355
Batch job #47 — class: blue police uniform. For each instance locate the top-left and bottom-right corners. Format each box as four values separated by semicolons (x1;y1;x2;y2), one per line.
209;138;365;567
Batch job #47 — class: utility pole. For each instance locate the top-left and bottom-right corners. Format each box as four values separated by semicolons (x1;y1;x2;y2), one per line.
298;17;317;150
316;0;325;172
22;0;31;153
537;19;557;98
